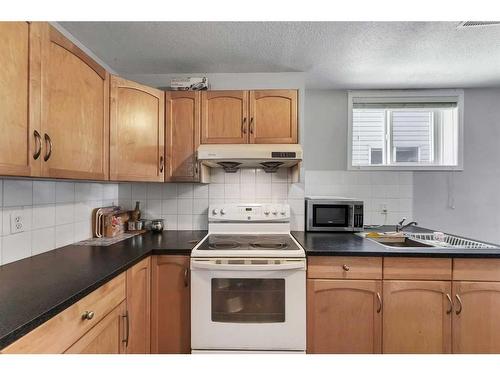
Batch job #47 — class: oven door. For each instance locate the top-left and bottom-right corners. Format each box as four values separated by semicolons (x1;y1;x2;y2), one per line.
190;258;306;351
306;201;353;231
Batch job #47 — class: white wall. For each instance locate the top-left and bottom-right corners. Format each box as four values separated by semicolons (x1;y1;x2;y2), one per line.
414;88;500;243
0;179;119;265
304;90;413;225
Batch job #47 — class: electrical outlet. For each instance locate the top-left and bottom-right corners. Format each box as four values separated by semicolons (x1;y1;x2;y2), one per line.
10;211;25;234
380;204;388;214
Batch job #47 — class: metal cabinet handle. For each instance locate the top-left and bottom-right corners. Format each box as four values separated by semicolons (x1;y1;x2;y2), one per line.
122;311;129;347
194;161;199;176
455;294;463;315
159;155;164;173
242;117;247;134
376;292;382;313
249;117;254;134
33;130;42;160
446;293;453;314
342;264;350;271
81;311;95;320
184;267;189;288
43;133;52;161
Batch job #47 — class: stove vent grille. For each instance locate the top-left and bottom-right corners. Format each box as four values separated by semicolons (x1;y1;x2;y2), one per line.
457;21;500;28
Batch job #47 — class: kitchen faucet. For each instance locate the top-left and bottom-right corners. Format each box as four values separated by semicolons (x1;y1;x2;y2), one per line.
396;218;418;232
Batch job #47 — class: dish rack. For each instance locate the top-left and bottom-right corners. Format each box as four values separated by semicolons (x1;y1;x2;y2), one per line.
406;233;497;249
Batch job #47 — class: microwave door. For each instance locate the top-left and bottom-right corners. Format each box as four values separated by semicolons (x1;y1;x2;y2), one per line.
308;204;354;231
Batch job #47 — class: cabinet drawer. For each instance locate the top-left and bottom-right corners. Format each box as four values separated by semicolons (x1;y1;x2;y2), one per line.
307;256;382;279
383;257;452;280
2;273;126;354
453;259;500;281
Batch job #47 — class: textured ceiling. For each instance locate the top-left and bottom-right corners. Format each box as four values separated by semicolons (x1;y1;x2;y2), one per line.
59;21;500;89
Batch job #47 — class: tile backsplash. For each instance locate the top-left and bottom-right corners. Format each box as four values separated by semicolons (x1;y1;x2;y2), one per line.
0;179;119;266
118;168;306;232
305;170;413;226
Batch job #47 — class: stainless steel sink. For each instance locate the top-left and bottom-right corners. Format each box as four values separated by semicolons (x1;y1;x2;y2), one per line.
373;237;434;248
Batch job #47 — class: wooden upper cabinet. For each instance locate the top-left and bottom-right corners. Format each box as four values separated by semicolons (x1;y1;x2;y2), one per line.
452;281;500;353
201;90;248;144
307;279;382;354
165;91;200;182
110;76;164;182
249;90;298;144
151;255;191;353
383;280;452;354
38;23;109;180
125;257;151;354
0;22;41;177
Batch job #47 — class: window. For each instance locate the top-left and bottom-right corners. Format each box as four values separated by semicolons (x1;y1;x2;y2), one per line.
348;90;464;170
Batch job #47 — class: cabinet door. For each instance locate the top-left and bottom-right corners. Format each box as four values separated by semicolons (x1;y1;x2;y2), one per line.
453;281;500;353
165;91;200;181
0;22;41;177
201;90;248;144
307;279;382;353
65;301;126;354
249;90;298;144
383;281;452;353
125;257;151;354
39;24;109;180
110;76;164;182
151;255;190;353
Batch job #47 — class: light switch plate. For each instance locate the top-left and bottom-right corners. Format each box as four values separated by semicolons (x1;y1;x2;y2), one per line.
10;211;25;234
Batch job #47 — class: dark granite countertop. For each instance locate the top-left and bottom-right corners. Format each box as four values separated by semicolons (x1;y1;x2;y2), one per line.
0;230;207;350
292;226;500;258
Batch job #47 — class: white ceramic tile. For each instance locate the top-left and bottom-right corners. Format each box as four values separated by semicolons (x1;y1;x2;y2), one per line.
55;182;75;203
3;180;32;207
209;184;224;199
144;200;162;218
0;237;2;265
118;183;132;199
255;184;272;199
74;201;93;222
32;204;56;230
355;172;373;185
119;199;133;211
162;215;178;230
271;169;288;184
288;183;305;199
193;184;209;198
271;184;288;200
33;181;56;205
398;198;413;213
162;183;177;199
74;220;91;242
240;184;256;202
178;199;193;214
131;183;147;200
256;169;272;184
289;199;305;216
399;184;413;199
31;227;55;256
224;184;240;200
103;184;119;200
162;199;178;214
0;180;3;207
56;203;74;225
55;223;74;248
147;183;163;199
177;183;194;199
399;172;413;185
193;199;209;215
290;214;305;231
224;170;240;184
240;169;256;185
210;168;225;183
178;215;193;230
90;183;104;200
208;198;225;206
75;183;93;202
2;232;31;265
193;215;208;230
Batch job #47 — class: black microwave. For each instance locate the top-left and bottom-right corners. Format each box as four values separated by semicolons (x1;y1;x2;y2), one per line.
305;197;364;232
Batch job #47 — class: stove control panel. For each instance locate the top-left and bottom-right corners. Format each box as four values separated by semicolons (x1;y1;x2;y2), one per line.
209;203;291;222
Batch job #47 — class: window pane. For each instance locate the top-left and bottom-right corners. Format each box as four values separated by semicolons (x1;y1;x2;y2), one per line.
370;148;383;164
391;110;433;163
352;109;385;165
395;147;419;162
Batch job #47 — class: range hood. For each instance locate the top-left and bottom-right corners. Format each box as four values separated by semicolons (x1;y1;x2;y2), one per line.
197;144;303;183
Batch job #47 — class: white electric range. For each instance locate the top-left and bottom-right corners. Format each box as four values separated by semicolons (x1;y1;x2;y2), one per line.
190;203;306;353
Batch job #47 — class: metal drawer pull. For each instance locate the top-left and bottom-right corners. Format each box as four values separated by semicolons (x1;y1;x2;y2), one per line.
242;117;247;134
159;155;164;173
43;133;52;161
455;294;463;315
249;117;254;134
376;292;382;313
122;311;129;347
446;293;453;314
81;311;95;320
184;267;189;287
33;130;42;160
342;264;350;271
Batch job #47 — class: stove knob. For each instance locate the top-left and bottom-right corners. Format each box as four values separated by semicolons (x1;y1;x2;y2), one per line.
272;210;278;215
247;216;251;220
212;209;219;215
264;210;270;215
220;209;226;215
280;211;286;216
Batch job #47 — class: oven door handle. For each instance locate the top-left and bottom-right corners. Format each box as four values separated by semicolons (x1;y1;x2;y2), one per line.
190;260;306;271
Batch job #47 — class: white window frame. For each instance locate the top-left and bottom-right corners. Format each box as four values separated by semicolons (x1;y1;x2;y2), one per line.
347;89;464;171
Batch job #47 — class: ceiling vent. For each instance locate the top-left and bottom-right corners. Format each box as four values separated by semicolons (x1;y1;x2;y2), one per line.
457;21;500;28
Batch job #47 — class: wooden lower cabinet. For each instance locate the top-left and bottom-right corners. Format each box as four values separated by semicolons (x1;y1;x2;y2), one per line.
383;280;452;354
452;281;500;353
125;257;151;354
307;279;382;353
151;255;191;353
65;301;126;354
